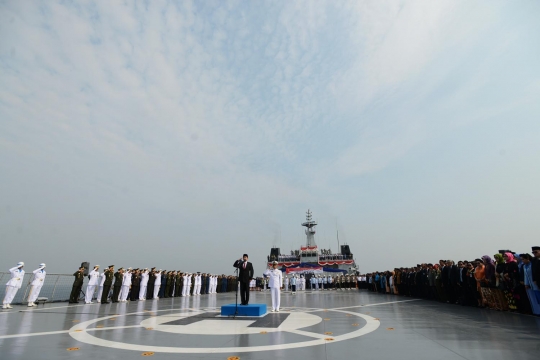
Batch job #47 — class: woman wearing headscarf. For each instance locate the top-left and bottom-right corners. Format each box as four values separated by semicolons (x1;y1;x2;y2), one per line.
479;256;497;309
520;253;540;315
392;271;399;295
473;259;486;307
494;254;505;288
503;252;519;311
492;254;509;310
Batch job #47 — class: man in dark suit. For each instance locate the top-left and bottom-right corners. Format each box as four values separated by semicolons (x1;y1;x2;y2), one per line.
532;246;540;287
441;260;450;302
449;261;460;304
234;254;254;305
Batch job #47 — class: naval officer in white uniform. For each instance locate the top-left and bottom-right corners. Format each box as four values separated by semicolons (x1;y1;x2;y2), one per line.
85;265;100;304
195;273;201;295
139;268;149;300
210;275;217;294
153;270;162;299
96;271;105;303
27;263;46;307
181;273;188;296
3;262;25;309
290;274;297;294
120;267;132;302
264;261;283;312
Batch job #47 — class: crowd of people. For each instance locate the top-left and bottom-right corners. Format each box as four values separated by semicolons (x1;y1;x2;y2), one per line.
271;255;300;262
267;252;354;262
249;273;357;292
4;246;539;317
1;263;240;309
2;262;39;309
360;246;540;316
68;266;241;305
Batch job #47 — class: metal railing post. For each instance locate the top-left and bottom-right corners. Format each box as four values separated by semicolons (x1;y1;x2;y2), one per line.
50;276;60;302
22;277;33;303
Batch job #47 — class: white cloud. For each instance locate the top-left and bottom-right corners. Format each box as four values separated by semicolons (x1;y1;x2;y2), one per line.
1;0;539;273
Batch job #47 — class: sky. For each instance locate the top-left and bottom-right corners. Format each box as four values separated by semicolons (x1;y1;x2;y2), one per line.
1;0;540;275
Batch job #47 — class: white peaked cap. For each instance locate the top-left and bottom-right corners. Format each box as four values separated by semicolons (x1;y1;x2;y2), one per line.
39;263;46;267
17;262;24;266
94;265;100;268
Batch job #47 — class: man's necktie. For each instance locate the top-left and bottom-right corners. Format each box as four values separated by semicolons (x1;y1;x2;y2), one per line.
243;262;246;269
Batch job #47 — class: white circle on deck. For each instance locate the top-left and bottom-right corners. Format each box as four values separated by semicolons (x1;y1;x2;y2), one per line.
68;308;380;353
140;310;322;335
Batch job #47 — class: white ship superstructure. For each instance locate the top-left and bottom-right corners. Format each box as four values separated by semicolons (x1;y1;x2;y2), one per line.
267;210;356;274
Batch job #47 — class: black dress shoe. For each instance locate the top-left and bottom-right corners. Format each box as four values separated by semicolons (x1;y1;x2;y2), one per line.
102;302;110;304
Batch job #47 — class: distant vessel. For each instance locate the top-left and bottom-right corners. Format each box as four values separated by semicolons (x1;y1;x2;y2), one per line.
267;210;357;275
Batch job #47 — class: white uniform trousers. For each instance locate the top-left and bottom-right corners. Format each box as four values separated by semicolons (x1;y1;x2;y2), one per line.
96;286;103;302
28;284;43;303
120;285;130;301
182;285;188;296
195;285;201;295
139;285;147;300
85;285;96;303
153;285;160;299
270;287;281;311
3;286;19;304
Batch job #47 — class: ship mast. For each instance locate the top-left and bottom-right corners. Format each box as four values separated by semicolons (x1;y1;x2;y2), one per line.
301;209;317;247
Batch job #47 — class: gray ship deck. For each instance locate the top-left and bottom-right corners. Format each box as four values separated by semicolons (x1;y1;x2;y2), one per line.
1;290;538;360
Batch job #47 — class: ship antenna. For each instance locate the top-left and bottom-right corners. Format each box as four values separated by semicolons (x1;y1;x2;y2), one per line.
301;209;317;247
336;219;340;250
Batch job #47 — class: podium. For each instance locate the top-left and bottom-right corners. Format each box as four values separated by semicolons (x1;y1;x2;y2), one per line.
221;304;267;316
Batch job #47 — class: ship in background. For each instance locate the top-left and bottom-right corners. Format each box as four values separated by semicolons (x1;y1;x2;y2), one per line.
267;210;357;276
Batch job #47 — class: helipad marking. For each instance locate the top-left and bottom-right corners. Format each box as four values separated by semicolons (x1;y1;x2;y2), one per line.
0;330;71;339
332;299;421;310
0;309;196;340
68;307;380;353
